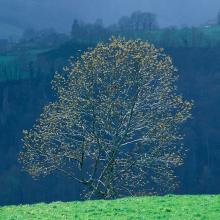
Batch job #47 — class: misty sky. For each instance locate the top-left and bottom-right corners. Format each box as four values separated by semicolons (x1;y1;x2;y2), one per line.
1;0;220;35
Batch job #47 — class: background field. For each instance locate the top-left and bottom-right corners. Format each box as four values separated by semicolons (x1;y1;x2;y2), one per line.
1;195;220;220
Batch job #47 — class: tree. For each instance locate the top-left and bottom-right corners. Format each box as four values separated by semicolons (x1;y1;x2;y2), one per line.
130;11;158;31
118;11;158;32
71;19;83;40
19;38;192;199
142;12;158;31
71;19;109;43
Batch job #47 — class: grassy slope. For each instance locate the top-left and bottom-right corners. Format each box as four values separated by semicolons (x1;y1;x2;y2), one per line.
0;195;220;220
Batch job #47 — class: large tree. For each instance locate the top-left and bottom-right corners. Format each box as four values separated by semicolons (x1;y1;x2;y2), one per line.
19;38;192;199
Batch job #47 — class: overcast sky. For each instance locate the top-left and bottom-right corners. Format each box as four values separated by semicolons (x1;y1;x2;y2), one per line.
1;0;220;33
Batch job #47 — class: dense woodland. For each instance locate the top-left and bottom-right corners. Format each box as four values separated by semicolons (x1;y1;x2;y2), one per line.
1;11;220;205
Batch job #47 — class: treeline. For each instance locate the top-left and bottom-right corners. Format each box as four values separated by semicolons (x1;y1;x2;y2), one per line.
13;10;220;48
69;11;220;47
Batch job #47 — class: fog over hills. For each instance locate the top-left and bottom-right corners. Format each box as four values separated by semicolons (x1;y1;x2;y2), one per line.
0;0;220;38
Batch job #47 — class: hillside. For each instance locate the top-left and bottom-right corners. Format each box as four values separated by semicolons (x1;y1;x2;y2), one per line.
1;195;220;219
1;43;220;205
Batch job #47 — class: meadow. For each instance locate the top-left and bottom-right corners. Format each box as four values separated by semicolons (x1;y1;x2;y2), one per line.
1;195;220;220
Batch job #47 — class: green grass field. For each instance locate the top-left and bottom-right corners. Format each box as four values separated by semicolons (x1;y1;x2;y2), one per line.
0;195;220;220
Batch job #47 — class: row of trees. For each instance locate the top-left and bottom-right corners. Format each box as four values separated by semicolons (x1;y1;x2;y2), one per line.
117;11;158;32
70;10;220;47
6;9;220;53
71;19;109;43
70;11;158;42
71;23;220;48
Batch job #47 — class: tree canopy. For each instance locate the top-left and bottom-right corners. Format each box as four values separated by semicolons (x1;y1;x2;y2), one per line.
19;38;192;199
